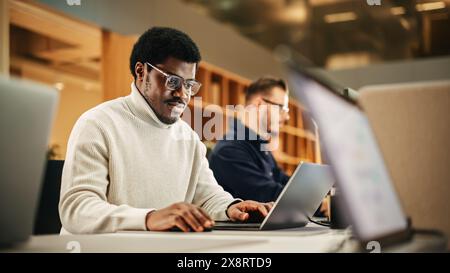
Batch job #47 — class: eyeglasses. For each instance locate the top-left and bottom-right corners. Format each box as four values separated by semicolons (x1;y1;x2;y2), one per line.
146;62;202;96
262;98;290;114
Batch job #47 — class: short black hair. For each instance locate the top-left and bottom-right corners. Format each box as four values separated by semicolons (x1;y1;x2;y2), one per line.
130;27;201;79
245;77;287;102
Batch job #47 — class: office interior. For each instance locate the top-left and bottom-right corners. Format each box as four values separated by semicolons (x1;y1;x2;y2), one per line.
0;0;449;253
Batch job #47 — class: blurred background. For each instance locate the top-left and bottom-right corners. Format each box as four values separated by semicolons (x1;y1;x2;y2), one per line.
1;0;449;174
184;0;450;69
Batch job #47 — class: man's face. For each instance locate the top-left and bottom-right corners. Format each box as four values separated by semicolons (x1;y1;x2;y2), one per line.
259;87;290;135
135;57;196;124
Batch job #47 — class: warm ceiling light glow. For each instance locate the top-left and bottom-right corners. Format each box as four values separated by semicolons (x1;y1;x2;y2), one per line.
416;1;446;11
399;17;411;30
310;0;350;6
390;6;406;15
277;2;307;24
324;11;357;23
54;82;64;91
326;52;377;70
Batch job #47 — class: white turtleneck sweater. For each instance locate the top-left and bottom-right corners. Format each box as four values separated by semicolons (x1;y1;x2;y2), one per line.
59;83;238;234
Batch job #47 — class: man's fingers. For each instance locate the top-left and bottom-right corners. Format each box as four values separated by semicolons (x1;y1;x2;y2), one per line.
173;216;190;232
320;201;330;218
197;208;214;226
176;209;203;232
257;204;269;217
238;211;249;221
193;208;213;228
240;203;258;212
197;207;213;222
241;202;269;217
229;208;248;221
263;202;273;212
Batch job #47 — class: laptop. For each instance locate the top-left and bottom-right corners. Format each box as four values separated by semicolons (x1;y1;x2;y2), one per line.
285;62;413;247
213;162;335;231
0;77;59;246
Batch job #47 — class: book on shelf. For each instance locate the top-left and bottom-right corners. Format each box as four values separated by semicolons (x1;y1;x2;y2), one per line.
210;82;221;105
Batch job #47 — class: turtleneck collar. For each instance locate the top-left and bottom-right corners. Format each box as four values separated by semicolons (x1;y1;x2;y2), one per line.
127;82;174;129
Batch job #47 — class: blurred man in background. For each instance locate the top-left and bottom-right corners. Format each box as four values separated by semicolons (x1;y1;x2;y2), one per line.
209;77;291;202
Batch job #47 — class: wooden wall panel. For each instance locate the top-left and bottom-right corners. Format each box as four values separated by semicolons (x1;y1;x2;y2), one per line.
102;31;136;101
0;0;9;75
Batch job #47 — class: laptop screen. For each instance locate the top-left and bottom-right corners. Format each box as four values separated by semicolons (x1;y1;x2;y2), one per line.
287;69;408;242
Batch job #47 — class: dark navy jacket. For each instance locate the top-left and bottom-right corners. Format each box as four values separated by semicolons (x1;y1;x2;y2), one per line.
209;119;290;203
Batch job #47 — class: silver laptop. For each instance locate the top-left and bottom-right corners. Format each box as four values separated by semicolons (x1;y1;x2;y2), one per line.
213;163;335;231
286;63;412;246
0;77;59;246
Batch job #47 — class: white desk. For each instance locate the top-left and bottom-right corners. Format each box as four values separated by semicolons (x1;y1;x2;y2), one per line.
2;224;446;253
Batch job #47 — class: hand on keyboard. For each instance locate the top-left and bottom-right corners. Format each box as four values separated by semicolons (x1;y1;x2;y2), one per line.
241;210;266;223
227;200;273;222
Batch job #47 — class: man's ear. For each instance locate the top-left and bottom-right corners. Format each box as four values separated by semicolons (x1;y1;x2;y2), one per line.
135;62;145;81
254;95;264;107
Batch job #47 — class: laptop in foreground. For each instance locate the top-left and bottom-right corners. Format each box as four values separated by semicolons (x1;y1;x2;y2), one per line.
285;62;413;247
0;77;59;246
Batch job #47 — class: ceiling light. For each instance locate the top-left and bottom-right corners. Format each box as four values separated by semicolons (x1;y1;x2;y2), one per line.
218;0;235;11
54;82;64;91
416;1;446;11
276;1;308;24
324;11;357;23
399;18;411;30
310;0;350;6
390;6;406;15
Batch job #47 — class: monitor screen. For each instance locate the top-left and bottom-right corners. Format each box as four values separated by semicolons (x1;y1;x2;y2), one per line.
288;70;408;242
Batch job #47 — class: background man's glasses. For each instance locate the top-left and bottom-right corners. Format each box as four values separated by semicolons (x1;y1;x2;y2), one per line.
262;98;290;113
146;62;202;96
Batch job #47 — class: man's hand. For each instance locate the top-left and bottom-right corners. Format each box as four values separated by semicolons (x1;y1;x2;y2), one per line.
319;197;330;218
227;200;274;222
146;202;214;232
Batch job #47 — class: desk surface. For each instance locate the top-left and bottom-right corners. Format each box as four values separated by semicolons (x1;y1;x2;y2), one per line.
1;224;446;253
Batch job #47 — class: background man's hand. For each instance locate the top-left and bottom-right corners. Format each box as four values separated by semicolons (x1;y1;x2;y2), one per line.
146;202;214;232
227;200;274;221
319;197;330;218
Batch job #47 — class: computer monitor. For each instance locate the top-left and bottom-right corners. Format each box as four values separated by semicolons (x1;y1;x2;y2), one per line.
286;65;410;245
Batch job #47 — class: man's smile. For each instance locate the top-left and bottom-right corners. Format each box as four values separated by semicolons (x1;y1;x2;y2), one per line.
166;101;186;115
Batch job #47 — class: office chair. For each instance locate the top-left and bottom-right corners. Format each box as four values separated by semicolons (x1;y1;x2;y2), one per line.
33;160;64;235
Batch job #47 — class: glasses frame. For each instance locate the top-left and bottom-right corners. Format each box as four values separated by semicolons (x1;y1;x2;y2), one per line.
145;62;202;96
261;97;290;113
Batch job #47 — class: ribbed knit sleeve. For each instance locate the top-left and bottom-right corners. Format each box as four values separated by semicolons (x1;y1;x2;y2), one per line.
59;117;152;234
191;135;241;221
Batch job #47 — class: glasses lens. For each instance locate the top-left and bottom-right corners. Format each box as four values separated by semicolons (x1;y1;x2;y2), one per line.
263;98;289;113
185;81;201;96
166;75;182;90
